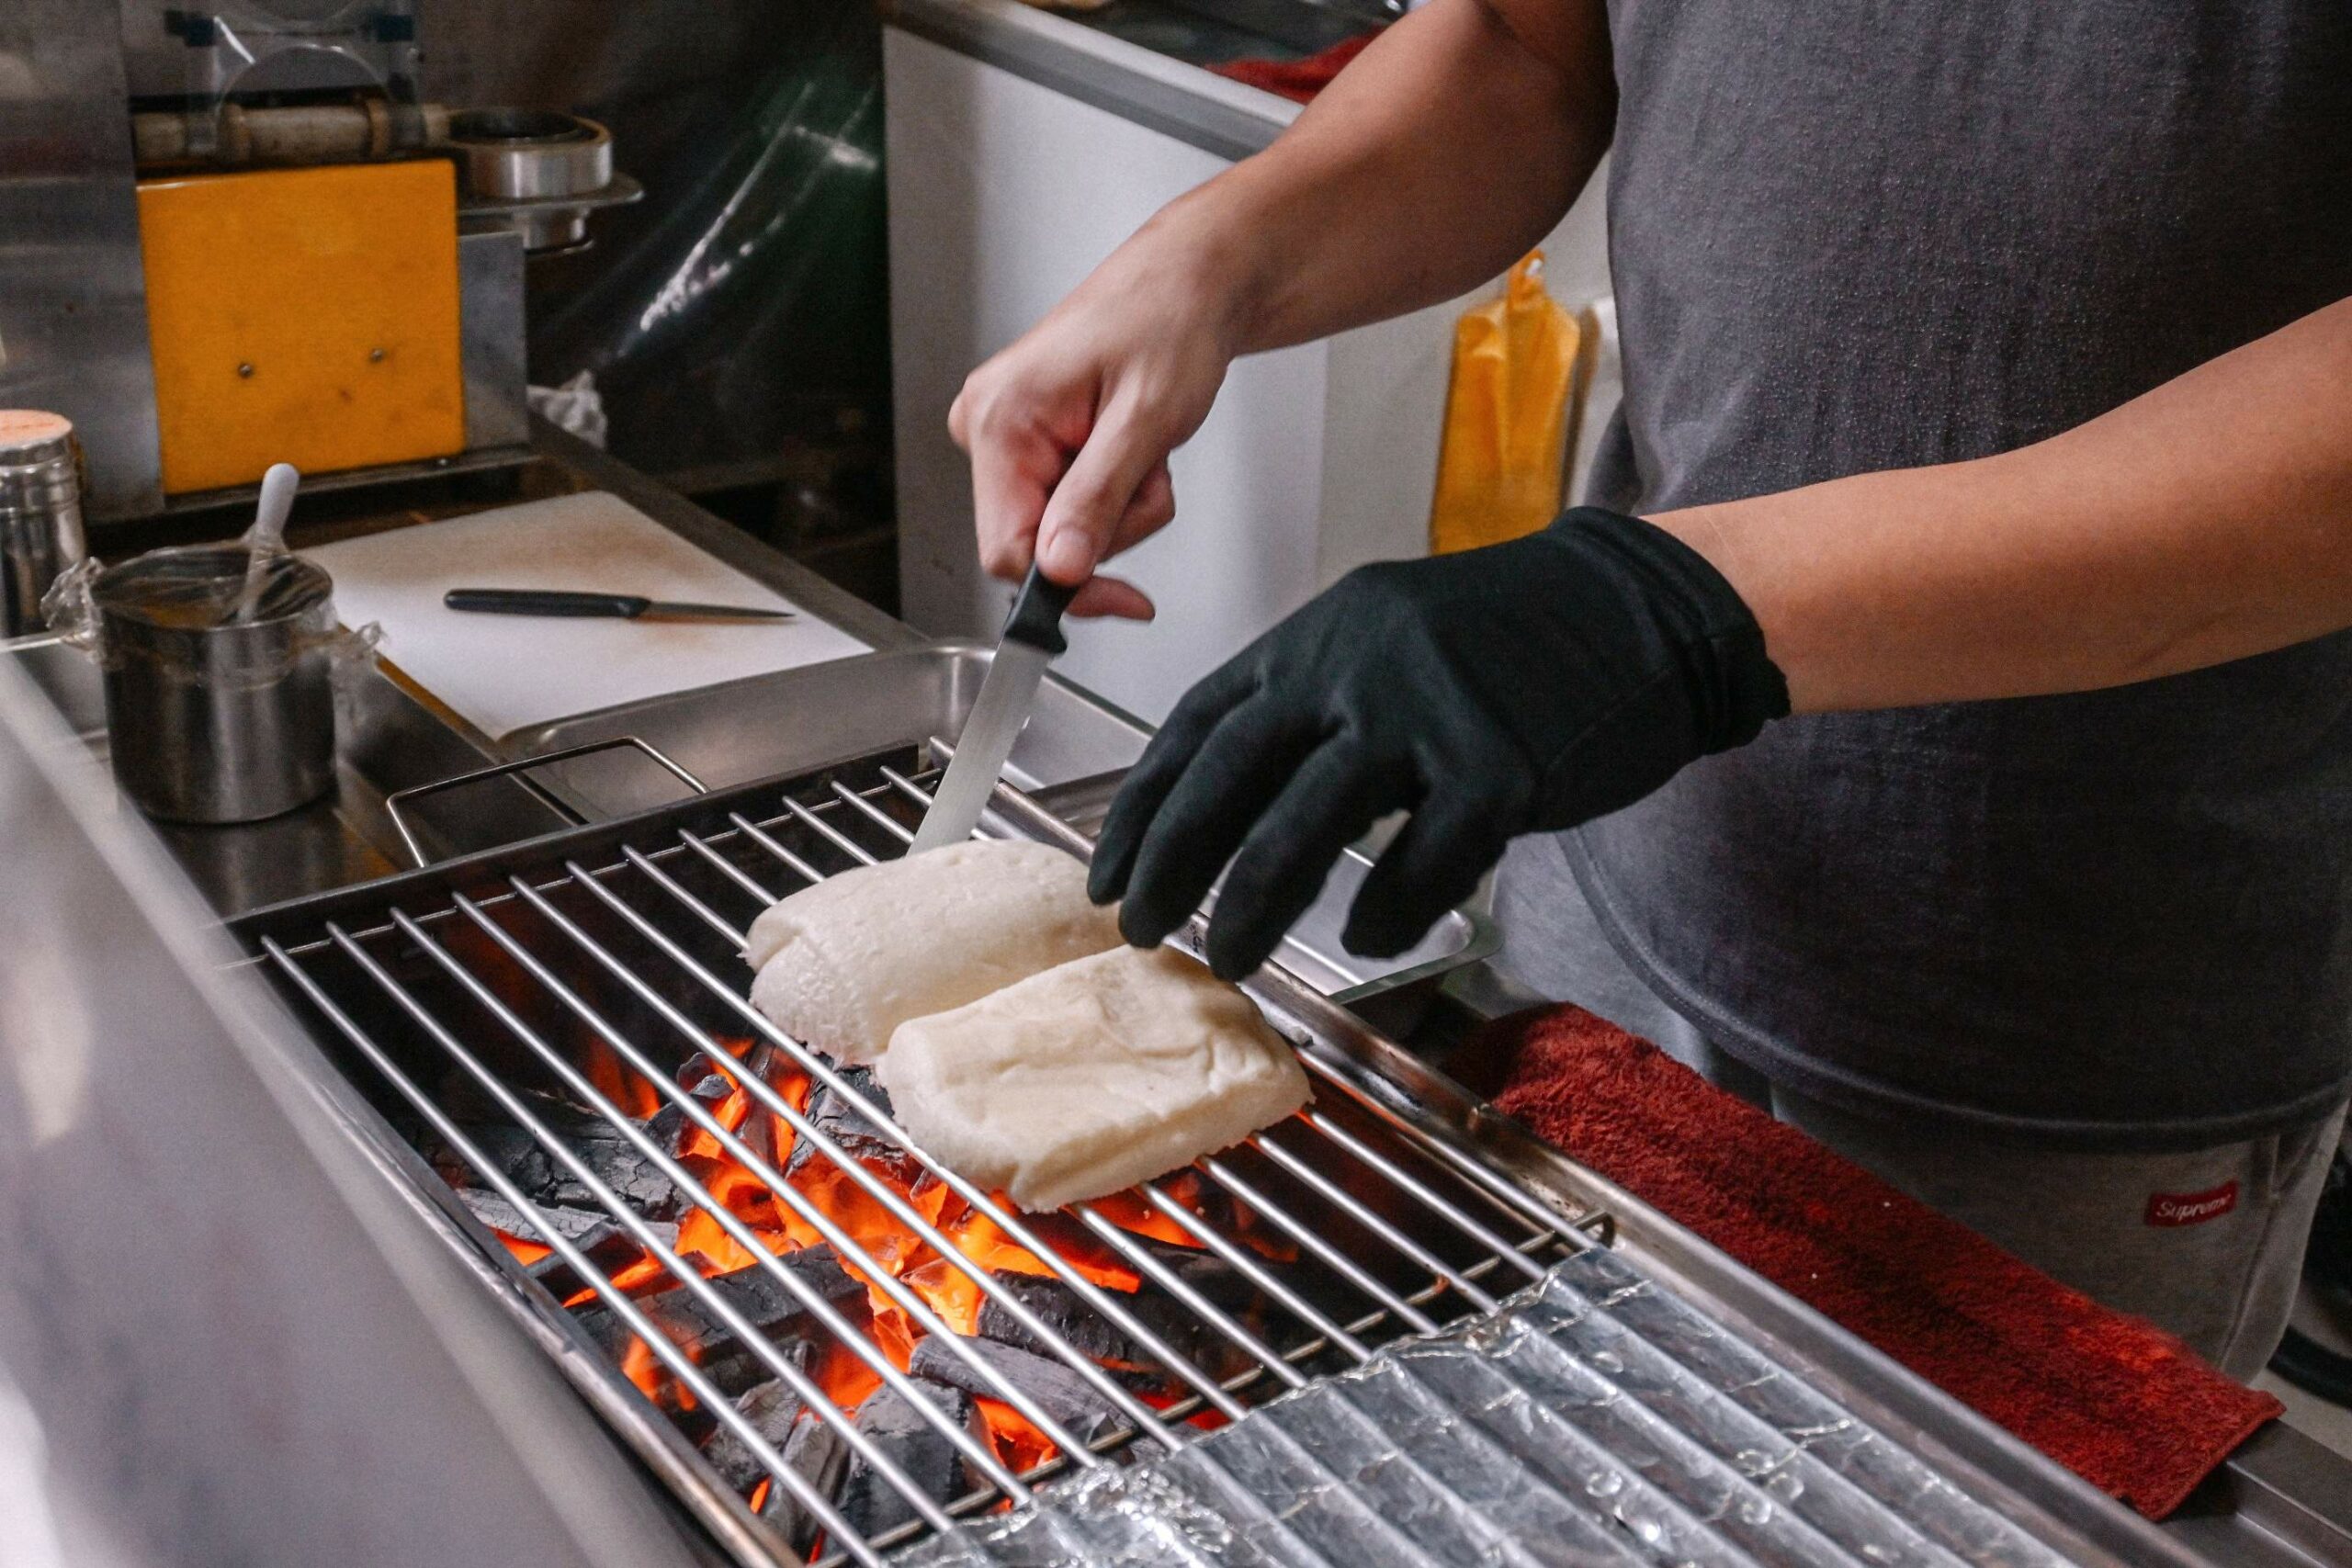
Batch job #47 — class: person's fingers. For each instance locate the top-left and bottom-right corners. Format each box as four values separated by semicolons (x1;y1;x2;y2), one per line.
1089;659;1259;905
1204;740;1412;981
1056;462;1173;618
1033;391;1173;585
1104;461;1176;558
1069;574;1156;620
1340;793;1509;959
1114;695;1320;948
967;423;1060;581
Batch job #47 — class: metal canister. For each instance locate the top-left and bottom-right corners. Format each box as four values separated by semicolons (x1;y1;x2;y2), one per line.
0;410;89;637
94;545;338;823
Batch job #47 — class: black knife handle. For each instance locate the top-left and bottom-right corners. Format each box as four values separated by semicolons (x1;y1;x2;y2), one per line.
1002;564;1076;655
444;589;651;619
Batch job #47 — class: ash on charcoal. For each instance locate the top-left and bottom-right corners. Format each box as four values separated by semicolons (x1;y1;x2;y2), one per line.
910;1334;1122;1444
426;1101;683;1220
784;1061;918;1181
1135;1235;1352;1349
458;1188;616;1250
526;1219;676;1303
837;1378;990;1540
977;1272;1248;1384
1136;1237;1267;1314
700;1350;808;1493
769;1411;850;1551
456;1186;675;1298
575;1248;864;1396
647;1056;738;1156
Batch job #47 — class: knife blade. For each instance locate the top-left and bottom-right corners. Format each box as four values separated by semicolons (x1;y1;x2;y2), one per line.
908;564;1076;853
443;588;794;622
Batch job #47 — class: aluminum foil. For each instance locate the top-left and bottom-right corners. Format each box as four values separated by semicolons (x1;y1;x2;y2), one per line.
897;1248;2069;1567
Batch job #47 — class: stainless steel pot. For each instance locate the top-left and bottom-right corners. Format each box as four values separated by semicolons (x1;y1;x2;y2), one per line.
94;545;337;823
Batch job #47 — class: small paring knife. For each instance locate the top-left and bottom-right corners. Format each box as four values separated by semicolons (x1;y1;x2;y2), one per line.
907;564;1075;854
443;588;795;623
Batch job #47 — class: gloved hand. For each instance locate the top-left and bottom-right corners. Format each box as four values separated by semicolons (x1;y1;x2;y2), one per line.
1089;507;1791;979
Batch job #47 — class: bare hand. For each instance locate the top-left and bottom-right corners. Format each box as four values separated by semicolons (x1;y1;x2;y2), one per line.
948;227;1241;618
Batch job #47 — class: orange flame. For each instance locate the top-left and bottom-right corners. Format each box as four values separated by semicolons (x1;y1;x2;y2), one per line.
976;1395;1057;1474
491;1227;552;1267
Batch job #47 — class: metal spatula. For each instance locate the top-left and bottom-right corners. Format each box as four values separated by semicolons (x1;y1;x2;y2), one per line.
907;564;1075;853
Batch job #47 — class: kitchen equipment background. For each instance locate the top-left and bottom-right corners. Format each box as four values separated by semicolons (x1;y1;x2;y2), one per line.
302;490;868;739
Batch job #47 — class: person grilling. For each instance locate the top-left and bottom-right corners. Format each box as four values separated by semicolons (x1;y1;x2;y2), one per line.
946;0;2352;1378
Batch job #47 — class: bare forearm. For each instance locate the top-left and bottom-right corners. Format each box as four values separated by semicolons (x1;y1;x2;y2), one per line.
1136;0;1612;355
1662;298;2352;712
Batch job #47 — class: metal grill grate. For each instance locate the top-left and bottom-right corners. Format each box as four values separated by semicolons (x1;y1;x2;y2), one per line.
252;755;1608;1566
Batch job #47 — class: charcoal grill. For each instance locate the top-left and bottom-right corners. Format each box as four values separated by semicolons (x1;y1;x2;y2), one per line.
225;749;2246;1568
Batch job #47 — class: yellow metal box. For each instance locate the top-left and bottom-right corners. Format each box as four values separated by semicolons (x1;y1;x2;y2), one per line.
138;160;466;496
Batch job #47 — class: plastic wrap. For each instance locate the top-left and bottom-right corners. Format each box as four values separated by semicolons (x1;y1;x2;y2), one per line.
528;6;888;481
898;1248;2071;1567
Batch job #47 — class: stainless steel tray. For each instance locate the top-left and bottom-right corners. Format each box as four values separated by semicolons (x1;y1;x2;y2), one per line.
492;642;1494;1007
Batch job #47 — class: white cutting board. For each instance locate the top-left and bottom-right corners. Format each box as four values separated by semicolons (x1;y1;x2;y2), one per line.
302;491;870;739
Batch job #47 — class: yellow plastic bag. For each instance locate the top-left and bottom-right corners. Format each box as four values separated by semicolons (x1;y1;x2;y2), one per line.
1428;252;1594;555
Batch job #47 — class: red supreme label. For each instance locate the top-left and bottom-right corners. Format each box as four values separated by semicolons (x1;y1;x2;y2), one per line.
2145;1182;2239;1227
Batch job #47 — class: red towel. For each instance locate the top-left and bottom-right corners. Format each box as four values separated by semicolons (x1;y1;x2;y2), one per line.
1484;1004;2280;1520
1210;32;1376;105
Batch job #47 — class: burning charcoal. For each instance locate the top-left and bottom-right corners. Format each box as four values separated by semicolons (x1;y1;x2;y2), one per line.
910;1334;1122;1443
699;1352;809;1493
1134;1235;1352;1338
458;1188;616;1250
456;1186;674;1298
432;1122;559;1201
647;1056;739;1156
1136;1238;1266;1313
977;1272;1247;1384
977;1273;1148;1369
550;1122;684;1217
784;1060;918;1181
573;1249;865;1396
769;1413;849;1551
524;1219;675;1303
426;1102;684;1220
837;1378;990;1540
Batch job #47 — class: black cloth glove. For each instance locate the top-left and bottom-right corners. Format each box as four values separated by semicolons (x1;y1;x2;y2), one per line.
1089;507;1792;979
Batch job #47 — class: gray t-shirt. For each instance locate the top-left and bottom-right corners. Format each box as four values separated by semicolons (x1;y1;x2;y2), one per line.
1511;0;2352;1150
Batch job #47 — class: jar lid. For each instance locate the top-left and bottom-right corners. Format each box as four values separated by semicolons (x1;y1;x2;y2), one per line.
0;410;75;467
